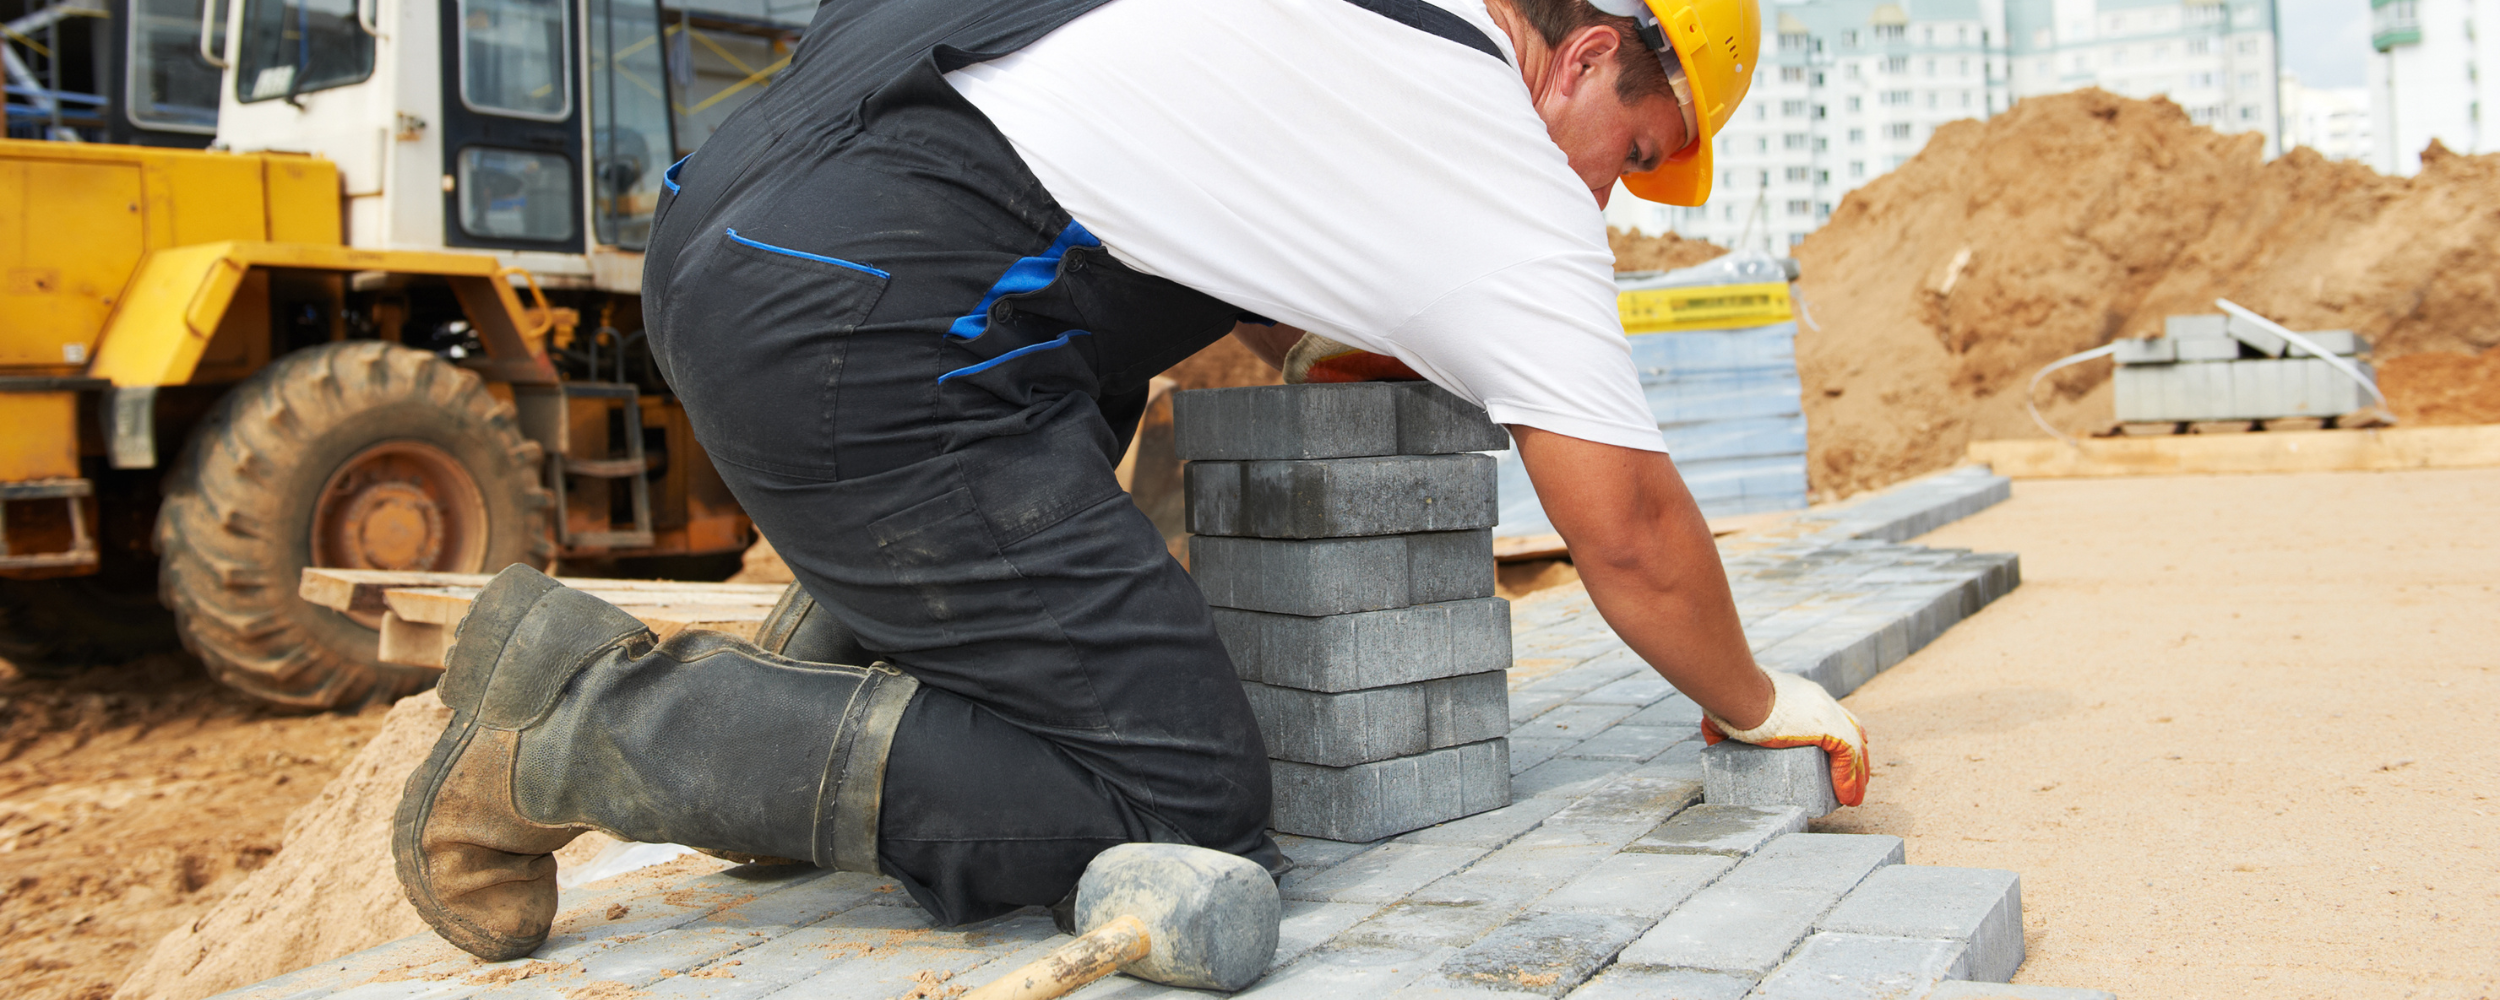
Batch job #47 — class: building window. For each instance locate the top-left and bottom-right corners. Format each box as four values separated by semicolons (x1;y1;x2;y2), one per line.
1784;133;1810;149
1959;57;1970;75
1846;62;1862;79
1780;31;1812;51
1814;104;1828;118
1816;169;1831;184
1782;66;1807;82
1816;136;1829;150
1849;127;1865;143
2238;38;2256;54
2239;105;2257;120
1850;160;1865;177
2071;53;2089;71
1842;29;1860;46
1924;58;1937;76
2188;38;2211;55
1816;202;1832;218
2239;72;2259;87
1786;165;1812;182
1787;199;1813;217
1958;25;1969;44
1886;122;1913;139
1759;170;1772;186
1757;136;1770;152
1885;55;1909;73
1883;90;1911;105
1783;99;1808;116
1926;91;1938;108
1789;232;1806;247
2191;71;2215;88
1961;90;1972;107
1848;96;1863;111
1875;24;1904;42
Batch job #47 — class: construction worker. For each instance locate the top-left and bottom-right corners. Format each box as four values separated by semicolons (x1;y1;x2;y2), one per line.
393;0;1870;965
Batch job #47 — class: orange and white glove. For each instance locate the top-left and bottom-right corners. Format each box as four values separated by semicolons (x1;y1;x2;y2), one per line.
1701;670;1872;807
1282;332;1424;384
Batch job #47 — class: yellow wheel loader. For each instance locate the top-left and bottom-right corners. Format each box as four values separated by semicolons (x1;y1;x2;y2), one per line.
0;0;800;707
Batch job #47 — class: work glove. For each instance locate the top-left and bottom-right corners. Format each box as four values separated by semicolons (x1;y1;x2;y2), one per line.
1282;332;1424;384
1701;670;1871;807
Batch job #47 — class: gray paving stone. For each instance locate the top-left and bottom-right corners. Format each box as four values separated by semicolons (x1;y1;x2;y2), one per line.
1399;796;1571;848
1236;943;1457;999
1340;900;1528;949
1511;757;1637;800
1503;819;1658;853
1629;804;1810;857
1562;967;1756;1000
1272;900;1383;971
1389;974;1551;1000
1274;739;1512;842
1425;671;1514;751
1745;932;1967;999
1507;737;1575;775
1395;382;1512;455
2226;313;2288;357
1532;852;1734;919
1282;843;1492;904
1619;694;1704;729
1517;654;1649;697
1639;740;1706;784
1189;454;1498;538
1174;383;1400;461
1717;834;1904;895
1192;532;1496;617
1544;765;1702;829
1245;680;1429;766
1701;742;1841;818
1576;673;1675;706
2164;313;2227;340
1560;725;1683;762
1276;834;1378;872
1439;912;1650;996
1510;702;1637;742
1409;842;1617;908
1509;690;1574;727
1923;983;2118;1000
1216;598;1512;692
1613;885;1833;975
1819;866;2024;983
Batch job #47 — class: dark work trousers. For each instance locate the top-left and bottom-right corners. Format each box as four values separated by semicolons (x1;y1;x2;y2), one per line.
638;5;1283;924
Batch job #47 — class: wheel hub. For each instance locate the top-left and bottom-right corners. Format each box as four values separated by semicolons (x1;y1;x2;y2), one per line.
312;441;491;585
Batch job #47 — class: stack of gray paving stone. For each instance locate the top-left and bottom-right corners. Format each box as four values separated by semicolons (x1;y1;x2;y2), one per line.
2112;314;2375;424
1175;381;1517;844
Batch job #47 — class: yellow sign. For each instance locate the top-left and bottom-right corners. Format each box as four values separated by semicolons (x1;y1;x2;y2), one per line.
1618;281;1793;334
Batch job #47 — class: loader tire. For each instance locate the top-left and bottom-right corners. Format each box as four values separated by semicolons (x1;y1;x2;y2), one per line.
158;342;555;709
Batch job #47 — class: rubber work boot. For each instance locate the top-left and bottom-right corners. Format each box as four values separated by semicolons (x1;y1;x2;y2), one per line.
689;581;879;867
392;565;919;961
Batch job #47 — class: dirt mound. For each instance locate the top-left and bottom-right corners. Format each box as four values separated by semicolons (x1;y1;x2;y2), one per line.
2380;345;2500;426
0;655;389;1000
1607;227;1728;272
108;691;446;1000
1786;89;2500;496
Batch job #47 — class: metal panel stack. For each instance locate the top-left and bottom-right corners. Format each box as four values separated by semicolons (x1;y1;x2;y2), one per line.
1175;381;1515;843
2113;314;2375;424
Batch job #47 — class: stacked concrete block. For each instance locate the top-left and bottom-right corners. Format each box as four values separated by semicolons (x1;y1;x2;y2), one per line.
2115;314;2376;423
1700;743;1842;819
1177;382;1516;843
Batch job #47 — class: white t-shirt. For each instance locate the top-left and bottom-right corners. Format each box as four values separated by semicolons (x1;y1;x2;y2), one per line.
943;0;1667;453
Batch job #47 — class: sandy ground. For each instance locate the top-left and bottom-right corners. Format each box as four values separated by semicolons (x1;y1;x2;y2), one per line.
0;657;388;1000
1819;467;2500;998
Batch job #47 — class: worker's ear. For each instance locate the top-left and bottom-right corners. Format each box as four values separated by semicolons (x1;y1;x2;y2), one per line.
1550;24;1625;99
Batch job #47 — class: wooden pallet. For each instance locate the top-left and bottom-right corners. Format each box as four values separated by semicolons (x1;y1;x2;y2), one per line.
1969;424;2500;478
298;568;788;668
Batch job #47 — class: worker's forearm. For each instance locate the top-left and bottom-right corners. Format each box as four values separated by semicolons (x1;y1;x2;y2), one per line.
1512;427;1772;730
1573;506;1773;731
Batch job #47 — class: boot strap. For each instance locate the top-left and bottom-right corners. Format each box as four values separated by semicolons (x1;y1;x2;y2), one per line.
816;662;918;872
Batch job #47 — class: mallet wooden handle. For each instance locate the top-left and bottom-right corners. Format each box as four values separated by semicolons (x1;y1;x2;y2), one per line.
960;913;1153;1000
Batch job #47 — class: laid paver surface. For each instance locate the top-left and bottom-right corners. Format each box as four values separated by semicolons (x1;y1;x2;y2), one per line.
215;468;2083;1000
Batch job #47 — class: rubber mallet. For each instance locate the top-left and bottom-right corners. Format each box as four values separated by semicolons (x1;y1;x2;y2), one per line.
960;843;1280;1000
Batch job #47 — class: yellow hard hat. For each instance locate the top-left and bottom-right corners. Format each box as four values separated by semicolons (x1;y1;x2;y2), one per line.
1589;0;1761;206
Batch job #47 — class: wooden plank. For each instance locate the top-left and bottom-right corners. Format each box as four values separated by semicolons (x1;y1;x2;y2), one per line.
377;612;449;668
1969;424;2500;479
299;567;784;614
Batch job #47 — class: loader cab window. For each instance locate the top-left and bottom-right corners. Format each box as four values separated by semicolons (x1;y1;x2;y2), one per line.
458;146;573;241
461;0;570;119
128;0;223;131
588;0;674;249
235;0;373;102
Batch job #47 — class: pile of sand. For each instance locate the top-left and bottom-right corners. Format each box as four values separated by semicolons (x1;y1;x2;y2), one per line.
110;692;451;1000
1606;227;1727;273
1621;89;2500;497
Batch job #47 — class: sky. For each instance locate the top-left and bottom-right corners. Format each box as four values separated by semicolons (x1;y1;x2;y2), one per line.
2277;0;2373;89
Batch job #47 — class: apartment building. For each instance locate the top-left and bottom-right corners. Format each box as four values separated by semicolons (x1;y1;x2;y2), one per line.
2365;0;2500;173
